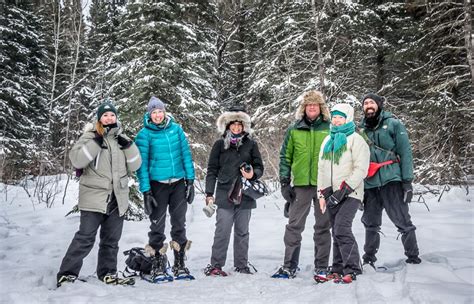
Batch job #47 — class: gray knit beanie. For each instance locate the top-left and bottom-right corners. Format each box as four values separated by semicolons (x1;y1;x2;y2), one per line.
147;96;166;114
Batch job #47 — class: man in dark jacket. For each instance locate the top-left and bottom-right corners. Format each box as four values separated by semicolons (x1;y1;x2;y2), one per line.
272;90;331;280
360;93;421;267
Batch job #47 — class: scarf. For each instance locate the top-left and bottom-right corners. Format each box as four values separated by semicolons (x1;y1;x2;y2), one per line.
322;121;355;165
224;130;244;150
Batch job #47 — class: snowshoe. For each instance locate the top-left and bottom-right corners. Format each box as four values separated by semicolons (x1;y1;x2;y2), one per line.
271;266;296;279
57;274;77;287
102;273;135;286
172;266;195;280
204;264;228;277
170;240;195;280
313;269;330;283
235;262;257;275
144;244;174;283
334;273;356;284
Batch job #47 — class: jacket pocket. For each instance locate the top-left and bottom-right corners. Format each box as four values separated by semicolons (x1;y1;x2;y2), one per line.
80;176;111;190
120;176;129;189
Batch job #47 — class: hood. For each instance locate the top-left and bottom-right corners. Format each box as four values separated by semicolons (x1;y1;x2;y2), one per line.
216;110;253;135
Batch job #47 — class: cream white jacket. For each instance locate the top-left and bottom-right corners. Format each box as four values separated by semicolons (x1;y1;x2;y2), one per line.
317;132;370;201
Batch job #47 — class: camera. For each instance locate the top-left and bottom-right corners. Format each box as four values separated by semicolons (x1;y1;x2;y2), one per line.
240;162;252;173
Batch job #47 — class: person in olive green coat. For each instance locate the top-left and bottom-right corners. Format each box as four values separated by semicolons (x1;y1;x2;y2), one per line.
359;93;421;268
57;102;142;287
272;90;331;279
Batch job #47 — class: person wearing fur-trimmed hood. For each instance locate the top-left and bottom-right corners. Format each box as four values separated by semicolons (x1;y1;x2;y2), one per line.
318;103;370;284
204;105;264;276
135;96;195;280
57;101;142;287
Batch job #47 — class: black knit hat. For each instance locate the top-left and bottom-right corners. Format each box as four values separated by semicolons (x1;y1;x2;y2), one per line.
361;93;384;109
97;102;117;120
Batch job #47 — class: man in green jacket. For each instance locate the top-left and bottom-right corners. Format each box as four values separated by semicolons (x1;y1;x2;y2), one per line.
360;93;421;267
272;90;331;279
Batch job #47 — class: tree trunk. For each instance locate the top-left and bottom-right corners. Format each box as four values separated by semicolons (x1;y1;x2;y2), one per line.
464;0;473;85
311;0;326;93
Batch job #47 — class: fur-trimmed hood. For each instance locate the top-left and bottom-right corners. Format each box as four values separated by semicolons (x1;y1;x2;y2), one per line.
295;90;330;122
216;110;253;135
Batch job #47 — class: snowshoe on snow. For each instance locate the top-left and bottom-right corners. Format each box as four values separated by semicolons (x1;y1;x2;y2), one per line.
170;240;195;280
334;273;357;284
204;264;228;277
313;268;330;283
271;266;297;279
102;273;135;286
145;244;174;283
57;274;77;287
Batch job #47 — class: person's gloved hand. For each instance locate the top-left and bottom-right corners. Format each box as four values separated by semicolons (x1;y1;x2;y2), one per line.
117;134;133;150
143;191;158;215
283;201;290;218
185;179;195;204
320;186;333;200
92;131;104;148
327;182;353;208
280;178;296;203
402;181;413;204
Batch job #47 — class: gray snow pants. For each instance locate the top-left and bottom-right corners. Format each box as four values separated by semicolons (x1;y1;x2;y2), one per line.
328;197;362;275
361;181;420;263
148;179;187;251
283;186;331;270
57;200;124;281
210;207;252;268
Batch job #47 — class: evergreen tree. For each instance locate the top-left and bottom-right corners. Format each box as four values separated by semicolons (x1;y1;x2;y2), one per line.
0;2;50;180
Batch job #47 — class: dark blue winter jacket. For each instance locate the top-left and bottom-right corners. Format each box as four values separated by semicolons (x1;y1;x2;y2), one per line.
135;113;195;193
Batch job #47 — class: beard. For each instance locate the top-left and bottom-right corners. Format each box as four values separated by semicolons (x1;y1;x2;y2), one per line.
364;107;377;118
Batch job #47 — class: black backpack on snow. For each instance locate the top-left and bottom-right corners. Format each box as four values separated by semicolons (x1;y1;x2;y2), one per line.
123;247;153;276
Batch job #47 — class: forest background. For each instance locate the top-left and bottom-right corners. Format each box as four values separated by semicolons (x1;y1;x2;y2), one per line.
1;0;472;210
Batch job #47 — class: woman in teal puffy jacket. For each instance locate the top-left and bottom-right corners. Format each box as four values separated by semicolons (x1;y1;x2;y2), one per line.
135;96;195;280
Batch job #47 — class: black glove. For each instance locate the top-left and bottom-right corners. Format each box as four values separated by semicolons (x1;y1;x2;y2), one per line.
281;179;296;203
320;186;333;200
402;181;413;204
327;182;353;208
117;134;133;150
185;179;195;204
143;191;158;215
92;131;104;148
283;201;290;218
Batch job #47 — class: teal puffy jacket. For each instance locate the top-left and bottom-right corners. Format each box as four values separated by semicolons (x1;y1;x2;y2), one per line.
135;113;195;193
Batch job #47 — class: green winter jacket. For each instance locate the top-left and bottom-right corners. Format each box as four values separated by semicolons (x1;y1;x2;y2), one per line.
359;111;414;189
69;123;142;216
280;116;330;186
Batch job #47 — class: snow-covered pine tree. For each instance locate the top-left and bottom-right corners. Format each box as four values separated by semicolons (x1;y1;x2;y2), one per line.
108;0;218;168
0;2;50;181
396;1;473;185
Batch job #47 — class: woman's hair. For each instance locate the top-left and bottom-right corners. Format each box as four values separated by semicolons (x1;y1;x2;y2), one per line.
95;121;105;136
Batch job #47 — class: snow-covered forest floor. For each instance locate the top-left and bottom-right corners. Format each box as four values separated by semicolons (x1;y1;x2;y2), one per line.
0;177;472;303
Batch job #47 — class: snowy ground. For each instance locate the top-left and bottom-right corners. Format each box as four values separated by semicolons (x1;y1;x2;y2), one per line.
0;177;473;304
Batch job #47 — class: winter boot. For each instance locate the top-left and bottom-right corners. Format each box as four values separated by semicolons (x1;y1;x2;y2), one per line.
362;259;376;273
102;273;135;286
57;274;77;287
271;266;297;279
148;243;173;283
204;264;228;277
405;256;422;264
170;240;194;280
